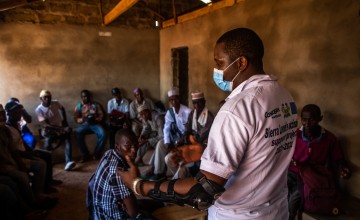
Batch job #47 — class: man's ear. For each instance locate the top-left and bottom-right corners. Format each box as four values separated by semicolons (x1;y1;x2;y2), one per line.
237;56;248;71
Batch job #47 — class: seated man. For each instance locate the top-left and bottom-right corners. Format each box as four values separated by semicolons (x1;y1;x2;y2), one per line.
107;87;130;149
288;104;351;219
135;104;164;166
129;88;155;136
8;97;36;150
144;87;191;181
74;89;105;162
1;103;58;210
87;129;143;219
165;92;214;179
35;90;76;171
5;100;60;192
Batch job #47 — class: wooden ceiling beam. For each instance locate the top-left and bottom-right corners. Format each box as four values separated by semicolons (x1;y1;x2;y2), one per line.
0;0;44;12
103;0;139;25
162;0;243;29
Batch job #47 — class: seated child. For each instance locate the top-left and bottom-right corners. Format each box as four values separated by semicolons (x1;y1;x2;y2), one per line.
87;129;144;219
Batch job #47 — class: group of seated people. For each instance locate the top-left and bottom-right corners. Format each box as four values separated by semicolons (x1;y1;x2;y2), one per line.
0;101;59;219
0;85;353;219
87;86;215;218
87;95;353;219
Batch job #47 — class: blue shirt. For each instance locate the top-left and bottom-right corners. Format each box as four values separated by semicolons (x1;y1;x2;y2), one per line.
91;149;132;219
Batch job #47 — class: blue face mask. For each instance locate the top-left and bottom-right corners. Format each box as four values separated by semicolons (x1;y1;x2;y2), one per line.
213;57;241;92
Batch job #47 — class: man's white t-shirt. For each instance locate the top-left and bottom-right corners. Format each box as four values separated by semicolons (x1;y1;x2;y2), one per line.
201;74;298;219
35;101;64;127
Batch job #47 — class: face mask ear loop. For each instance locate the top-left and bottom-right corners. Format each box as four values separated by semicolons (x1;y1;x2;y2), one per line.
231;69;241;84
223;57;240;72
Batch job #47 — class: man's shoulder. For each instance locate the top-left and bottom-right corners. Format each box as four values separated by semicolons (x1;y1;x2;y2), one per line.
35;103;44;112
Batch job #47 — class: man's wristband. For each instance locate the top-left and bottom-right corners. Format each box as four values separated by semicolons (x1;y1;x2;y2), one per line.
139;179;145;196
132;178;142;196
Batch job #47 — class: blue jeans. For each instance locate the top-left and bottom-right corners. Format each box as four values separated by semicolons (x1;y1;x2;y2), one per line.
44;136;72;164
75;124;105;157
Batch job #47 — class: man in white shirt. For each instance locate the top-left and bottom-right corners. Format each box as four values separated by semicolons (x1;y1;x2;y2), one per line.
144;87;191;181
118;28;298;219
35;90;76;171
107;87;130;149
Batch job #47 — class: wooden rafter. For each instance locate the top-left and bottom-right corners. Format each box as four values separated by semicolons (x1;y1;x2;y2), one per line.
162;0;243;29
103;0;139;25
0;0;43;12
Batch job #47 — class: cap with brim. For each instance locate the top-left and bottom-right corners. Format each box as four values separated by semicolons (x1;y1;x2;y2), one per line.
167;87;179;97
137;104;149;113
5;101;23;112
39;90;51;98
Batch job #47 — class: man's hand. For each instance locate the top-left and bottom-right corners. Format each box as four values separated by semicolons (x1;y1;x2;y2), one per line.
169;148;183;165
117;155;140;189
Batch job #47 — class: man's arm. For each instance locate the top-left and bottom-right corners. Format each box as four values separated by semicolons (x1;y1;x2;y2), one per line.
121;194;139;218
60;106;69;127
117;155;227;210
22;109;32;123
73;105;83;124
95;103;104;122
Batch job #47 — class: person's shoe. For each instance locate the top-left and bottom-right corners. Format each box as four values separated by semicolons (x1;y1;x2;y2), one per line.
149;173;166;181
64;161;76;171
79;155;90;163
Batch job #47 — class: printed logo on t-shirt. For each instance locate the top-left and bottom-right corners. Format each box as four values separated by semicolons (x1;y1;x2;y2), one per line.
264;101;298;154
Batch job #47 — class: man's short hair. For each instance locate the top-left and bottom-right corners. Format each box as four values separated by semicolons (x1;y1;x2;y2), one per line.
302;104;322;118
216;28;264;71
115;128;137;143
112;88;121;95
81;89;90;96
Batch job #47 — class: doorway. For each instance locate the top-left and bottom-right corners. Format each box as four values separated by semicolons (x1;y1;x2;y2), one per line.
171;47;189;106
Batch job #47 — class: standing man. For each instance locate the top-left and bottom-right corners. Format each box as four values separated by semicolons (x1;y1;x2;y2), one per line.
118;28;298;219
165;91;214;179
129;88;155;136
74;90;105;163
35;90;76;171
107;87;130;149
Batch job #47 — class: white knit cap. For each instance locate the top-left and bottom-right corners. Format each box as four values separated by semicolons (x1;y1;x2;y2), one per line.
167;87;179;97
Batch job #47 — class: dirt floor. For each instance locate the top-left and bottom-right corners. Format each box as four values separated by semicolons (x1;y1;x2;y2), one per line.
37;137;207;220
45;159;97;220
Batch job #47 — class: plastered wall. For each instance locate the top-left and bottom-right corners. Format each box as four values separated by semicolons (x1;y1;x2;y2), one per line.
0;24;160;128
159;0;360;197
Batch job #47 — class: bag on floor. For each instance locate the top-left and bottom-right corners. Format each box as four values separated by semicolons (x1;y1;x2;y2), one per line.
300;165;341;215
